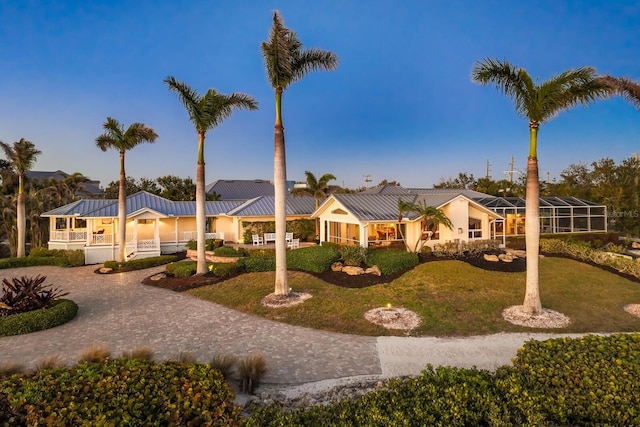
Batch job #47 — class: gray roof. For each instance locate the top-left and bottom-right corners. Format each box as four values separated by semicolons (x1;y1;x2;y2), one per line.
330;194;422;221
228;196;316;217
360;185;493;200
26;170;103;196
360;184;411;195
205;179;274;199
42;191;245;218
475;196;606;209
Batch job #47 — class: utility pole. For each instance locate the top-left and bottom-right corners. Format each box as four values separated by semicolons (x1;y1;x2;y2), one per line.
504;156;515;183
546;171;550;183
363;174;372;189
485;159;491;180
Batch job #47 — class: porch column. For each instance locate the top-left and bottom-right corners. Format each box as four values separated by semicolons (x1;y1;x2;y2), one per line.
86;219;92;246
154;219;160;250
359;223;368;248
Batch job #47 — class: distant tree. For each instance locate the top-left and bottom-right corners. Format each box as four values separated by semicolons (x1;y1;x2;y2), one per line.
472;58;610;316
262;11;338;296
156;175;196;201
397;199;453;253
377;179;401;187
165;76;257;274
104;177;141;199
434;172;476;190
0;138;41;257
138;177;160;194
96;117;158;262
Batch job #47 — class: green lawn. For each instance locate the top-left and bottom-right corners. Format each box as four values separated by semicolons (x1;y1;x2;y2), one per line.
187;257;640;336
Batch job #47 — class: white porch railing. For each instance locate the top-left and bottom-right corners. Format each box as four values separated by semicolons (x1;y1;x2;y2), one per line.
51;230;88;241
179;231;224;241
91;234;113;245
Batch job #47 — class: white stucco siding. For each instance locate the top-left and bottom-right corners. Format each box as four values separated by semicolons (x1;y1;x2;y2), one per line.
441;198;469;242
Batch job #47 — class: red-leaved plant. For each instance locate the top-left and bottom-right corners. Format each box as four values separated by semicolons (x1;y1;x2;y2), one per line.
0;275;69;316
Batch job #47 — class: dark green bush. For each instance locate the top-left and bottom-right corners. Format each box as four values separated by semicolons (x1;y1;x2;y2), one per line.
27;247;67;258
242;257;276;272
287;246;340;273
209;262;243;277
186;239;197;250
246;248;276;258
166;261;197;278
65;250;85;267
0;257;69;269
1;359;241;426
103;255;177;272
365;250;418;274
508;333;640;426
214;246;247;257
0;389;26;426
0;299;78;337
339;245;367;266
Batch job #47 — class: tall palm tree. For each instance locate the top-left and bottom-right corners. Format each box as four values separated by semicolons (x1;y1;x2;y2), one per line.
165;76;258;274
397;199;453;253
96;117;158;262
0;138;41;257
472;58;610;315
262;11;339;295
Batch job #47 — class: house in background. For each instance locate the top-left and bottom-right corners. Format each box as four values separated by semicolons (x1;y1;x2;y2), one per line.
26;170;103;198
42;191;315;264
206;179;297;200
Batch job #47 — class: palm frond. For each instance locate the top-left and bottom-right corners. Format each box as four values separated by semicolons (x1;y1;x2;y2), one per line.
291;48;339;83
261;11;294;89
599;75;640;110
164;76;208;130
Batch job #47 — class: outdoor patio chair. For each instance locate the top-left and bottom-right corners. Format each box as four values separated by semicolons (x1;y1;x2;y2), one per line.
252;234;263;246
285;232;293;243
288;238;300;249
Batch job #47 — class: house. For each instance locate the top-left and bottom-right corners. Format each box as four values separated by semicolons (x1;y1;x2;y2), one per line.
312;192;502;248
312;185;608;247
205;179;297;199
26;170;103;198
42;191;315;264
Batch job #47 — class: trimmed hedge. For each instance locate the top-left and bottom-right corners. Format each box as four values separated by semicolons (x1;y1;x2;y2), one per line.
247;333;640;426
0;257;70;269
166;261;197;278
1;359;241;426
242;257;276;273
213;246;247;257
287;246;340;273
209;262;243;277
365;250;418;274
103;255;177;272
0;299;78;337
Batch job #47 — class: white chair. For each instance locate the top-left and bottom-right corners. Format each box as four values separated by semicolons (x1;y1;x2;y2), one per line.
285;232;293;244
288;238;300;249
252;234;263;246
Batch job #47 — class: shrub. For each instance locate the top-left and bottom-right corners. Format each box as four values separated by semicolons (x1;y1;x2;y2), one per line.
1;359;241;425
102;255;177;272
1;276;69;316
340;245;367;266
0;299;78;337
238;353;267;395
35;356;63;371
65;250;85;267
508;333;640;426
209;354;237;381
213;246;247;257
0;362;24;378
365;250;418;274
27;247;67;258
242;256;276;272
167;262;197;278
246;248;276;258
208;262;243;277
0;256;69;269
287;246;341;273
186;239;197;250
121;347;154;361
0;389;26;426
78;345;111;364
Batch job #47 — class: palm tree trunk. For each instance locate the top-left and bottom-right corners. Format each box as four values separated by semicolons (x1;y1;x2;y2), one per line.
16;174;25;257
196;132;207;275
523;126;542;315
274;87;289;295
118;151;127;262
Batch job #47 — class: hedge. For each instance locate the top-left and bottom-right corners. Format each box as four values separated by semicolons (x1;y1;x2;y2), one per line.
0;257;70;269
286;246;340;273
365;250;418;274
1;359;241;426
103;255;177;272
0;299;78;337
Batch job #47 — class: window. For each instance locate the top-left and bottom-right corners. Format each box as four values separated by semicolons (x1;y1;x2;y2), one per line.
74;218;86;229
55;218;67;230
424;220;440;240
468;217;482;239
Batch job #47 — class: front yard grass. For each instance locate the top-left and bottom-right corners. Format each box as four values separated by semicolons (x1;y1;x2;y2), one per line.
187;257;640;336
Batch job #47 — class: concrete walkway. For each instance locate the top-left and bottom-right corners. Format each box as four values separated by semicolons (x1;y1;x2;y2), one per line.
0;265;578;385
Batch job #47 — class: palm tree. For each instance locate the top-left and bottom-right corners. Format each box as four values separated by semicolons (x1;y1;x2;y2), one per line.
292;171;336;239
165;76;258;274
262;11;339;295
96;117;158;262
397;199;453;253
0;138;41;257
472;58;610;315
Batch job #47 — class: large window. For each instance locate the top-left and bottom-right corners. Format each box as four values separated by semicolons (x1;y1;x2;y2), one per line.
468;217;482;239
55;218;67;230
424;220;439;240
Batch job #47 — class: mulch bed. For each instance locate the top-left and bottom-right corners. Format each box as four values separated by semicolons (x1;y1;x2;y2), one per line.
142;251;527;292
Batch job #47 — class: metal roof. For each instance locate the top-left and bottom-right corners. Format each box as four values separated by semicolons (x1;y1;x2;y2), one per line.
474;196;606;209
227;196;316;217
41;199;114;217
205;179;274;199
330;194;421;221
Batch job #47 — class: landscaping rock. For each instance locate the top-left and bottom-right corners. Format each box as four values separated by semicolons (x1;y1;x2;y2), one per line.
632;241;640;249
150;273;167;281
99;267;113;274
483;254;499;262
342;266;364;276
331;262;344;272
365;266;382;276
506;249;526;258
498;254;513;263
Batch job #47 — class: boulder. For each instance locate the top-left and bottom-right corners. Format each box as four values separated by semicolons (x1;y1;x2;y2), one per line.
498;253;514;263
99;267;113;274
150;273;167;281
507;249;526;258
342;266;365;276
483;254;499;262
365;265;382;276
331;262;343;272
632;241;640;249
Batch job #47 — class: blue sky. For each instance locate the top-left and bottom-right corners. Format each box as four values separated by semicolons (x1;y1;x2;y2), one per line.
1;0;639;190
